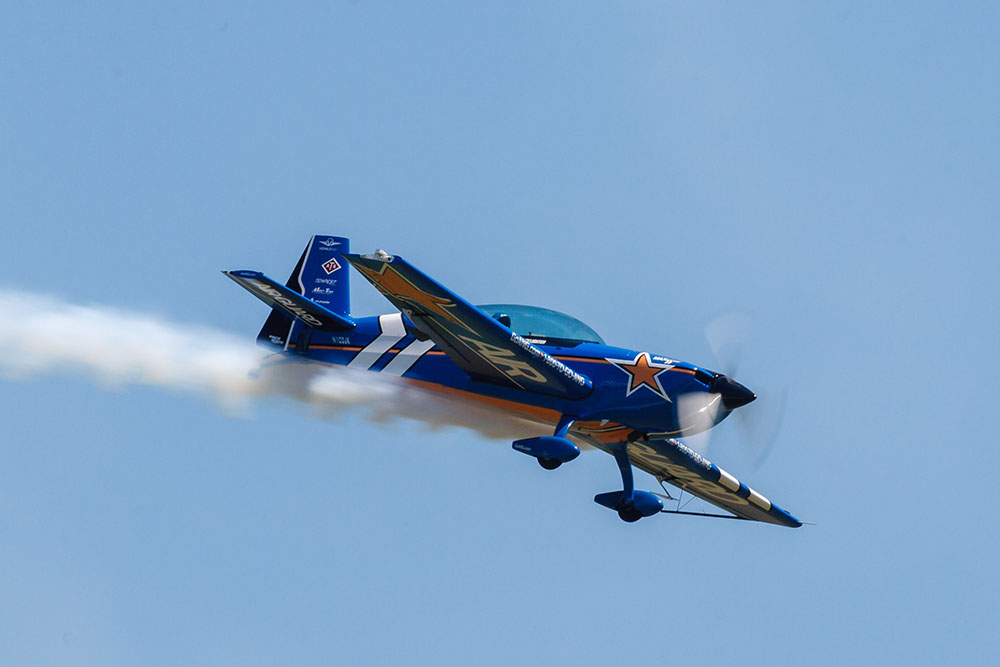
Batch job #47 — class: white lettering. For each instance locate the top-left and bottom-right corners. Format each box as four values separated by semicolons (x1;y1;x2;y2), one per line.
509;333;587;386
248;279;324;327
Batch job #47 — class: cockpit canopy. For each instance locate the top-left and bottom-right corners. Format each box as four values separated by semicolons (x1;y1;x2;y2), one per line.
479;304;605;344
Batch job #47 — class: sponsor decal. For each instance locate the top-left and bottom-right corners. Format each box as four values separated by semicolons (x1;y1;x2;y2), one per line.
268;335;284;345
312;287;335;295
246;278;324;327
674;440;711;469
510;332;589;386
322;257;341;274
319;238;339;247
314;277;337;285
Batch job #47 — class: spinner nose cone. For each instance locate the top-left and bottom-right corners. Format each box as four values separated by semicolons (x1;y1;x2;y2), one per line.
712;375;756;409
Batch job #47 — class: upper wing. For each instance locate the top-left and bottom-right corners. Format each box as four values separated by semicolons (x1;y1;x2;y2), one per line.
344;251;592;399
624;436;801;527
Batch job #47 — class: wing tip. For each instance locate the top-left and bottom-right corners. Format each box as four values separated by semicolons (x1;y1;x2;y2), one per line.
770;505;803;528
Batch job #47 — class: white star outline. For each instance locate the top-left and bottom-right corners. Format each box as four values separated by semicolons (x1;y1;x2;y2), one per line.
604;352;675;402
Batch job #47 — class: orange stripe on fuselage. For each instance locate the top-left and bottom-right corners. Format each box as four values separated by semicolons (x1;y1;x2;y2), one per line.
283;344;683;442
303;344;449;355
284;347;635;443
297;344;690;371
396;376;633;443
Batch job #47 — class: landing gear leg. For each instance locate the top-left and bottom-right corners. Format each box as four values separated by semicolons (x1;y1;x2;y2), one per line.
613;447;641;522
594;444;663;522
554;415;575;439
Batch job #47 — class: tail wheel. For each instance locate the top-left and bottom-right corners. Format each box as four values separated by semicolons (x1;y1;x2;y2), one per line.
538;457;562;470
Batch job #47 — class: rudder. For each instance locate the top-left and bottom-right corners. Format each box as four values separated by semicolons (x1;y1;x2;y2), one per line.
257;235;351;346
285;235;350;315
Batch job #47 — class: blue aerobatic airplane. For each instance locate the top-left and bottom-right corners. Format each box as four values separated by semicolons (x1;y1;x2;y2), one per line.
225;236;801;526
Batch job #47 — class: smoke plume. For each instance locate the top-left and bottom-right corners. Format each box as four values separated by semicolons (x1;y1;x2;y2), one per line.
0;289;544;441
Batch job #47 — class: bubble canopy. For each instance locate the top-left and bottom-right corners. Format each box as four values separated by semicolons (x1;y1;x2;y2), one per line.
479;304;605;344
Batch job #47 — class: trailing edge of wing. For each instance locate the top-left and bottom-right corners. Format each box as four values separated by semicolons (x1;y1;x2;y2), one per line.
624;436;801;527
224;270;356;331
343;252;592;399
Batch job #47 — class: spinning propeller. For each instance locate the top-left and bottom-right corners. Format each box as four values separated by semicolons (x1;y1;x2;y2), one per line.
678;312;786;470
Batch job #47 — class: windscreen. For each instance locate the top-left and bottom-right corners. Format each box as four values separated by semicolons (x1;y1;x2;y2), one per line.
478;304;605;344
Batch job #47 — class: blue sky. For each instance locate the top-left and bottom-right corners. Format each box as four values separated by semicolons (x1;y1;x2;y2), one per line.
1;2;998;665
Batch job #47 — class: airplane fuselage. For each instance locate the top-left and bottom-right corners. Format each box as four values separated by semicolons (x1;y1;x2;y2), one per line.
268;312;729;441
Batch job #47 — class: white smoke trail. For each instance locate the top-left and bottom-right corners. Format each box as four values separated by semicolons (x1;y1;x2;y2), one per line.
0;288;545;441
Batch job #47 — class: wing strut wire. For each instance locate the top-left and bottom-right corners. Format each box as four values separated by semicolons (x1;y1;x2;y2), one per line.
659;509;751;521
657;477;745;520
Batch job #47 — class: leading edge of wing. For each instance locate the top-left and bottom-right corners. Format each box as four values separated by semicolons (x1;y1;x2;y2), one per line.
627;437;802;527
343;251;592;399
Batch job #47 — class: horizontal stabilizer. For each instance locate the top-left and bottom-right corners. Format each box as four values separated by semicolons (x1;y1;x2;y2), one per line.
224;270;355;331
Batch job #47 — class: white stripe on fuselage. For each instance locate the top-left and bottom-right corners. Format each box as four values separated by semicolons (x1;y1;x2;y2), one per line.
382;338;435;376
349;313;407;369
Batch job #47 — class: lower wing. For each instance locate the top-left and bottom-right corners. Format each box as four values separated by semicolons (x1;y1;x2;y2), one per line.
578;433;802;527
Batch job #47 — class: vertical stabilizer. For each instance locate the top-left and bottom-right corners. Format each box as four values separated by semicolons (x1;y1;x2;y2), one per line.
257;235;350;347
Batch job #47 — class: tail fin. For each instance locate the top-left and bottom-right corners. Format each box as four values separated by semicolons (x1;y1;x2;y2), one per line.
248;235;351;348
283;235;351;315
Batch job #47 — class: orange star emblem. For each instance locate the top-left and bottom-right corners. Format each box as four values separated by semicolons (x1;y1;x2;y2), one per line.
606;352;674;401
353;260;476;334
